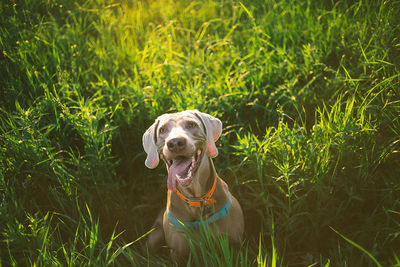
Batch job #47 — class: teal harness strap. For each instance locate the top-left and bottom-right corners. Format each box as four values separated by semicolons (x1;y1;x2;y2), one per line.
167;193;232;228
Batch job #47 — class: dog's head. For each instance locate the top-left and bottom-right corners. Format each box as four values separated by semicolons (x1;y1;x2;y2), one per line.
142;110;222;190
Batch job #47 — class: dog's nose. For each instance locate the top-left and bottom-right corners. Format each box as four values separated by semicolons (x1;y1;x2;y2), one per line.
167;137;186;152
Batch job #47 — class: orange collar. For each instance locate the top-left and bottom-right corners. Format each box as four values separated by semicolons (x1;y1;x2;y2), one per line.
175;175;217;207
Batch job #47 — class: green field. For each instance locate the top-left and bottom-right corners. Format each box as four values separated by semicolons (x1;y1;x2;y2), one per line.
1;0;400;265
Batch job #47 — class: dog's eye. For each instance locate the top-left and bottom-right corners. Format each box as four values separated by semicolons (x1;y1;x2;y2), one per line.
186;121;197;129
159;126;167;134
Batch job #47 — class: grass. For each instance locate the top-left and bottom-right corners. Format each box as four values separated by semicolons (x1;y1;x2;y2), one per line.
1;0;400;265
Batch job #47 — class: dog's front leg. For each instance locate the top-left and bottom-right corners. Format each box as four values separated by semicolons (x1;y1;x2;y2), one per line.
146;208;166;253
164;217;190;265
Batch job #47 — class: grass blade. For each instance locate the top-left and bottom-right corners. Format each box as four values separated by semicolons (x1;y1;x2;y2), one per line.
330;227;382;267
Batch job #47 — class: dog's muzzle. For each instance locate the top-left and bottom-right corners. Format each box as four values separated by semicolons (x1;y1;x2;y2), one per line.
166;149;202;191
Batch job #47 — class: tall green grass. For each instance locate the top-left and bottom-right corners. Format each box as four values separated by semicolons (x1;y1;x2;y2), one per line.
1;0;399;265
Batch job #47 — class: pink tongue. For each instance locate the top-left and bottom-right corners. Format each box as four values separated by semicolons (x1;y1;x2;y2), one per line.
168;157;192;191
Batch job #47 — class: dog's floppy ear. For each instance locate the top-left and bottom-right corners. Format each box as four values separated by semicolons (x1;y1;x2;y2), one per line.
142;119;160;169
191;110;222;158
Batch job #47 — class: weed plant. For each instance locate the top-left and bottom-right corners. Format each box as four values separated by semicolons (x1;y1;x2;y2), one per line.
1;0;399;266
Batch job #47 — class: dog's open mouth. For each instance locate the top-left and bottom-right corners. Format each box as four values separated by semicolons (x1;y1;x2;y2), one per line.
167;149;202;191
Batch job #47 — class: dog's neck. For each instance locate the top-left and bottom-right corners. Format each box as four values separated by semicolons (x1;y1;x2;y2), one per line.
167;153;230;221
175;153;215;198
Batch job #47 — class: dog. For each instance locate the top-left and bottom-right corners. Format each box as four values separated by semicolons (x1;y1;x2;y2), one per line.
142;110;244;263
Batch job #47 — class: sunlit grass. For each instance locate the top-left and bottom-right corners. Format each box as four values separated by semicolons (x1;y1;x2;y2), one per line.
1;0;399;265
